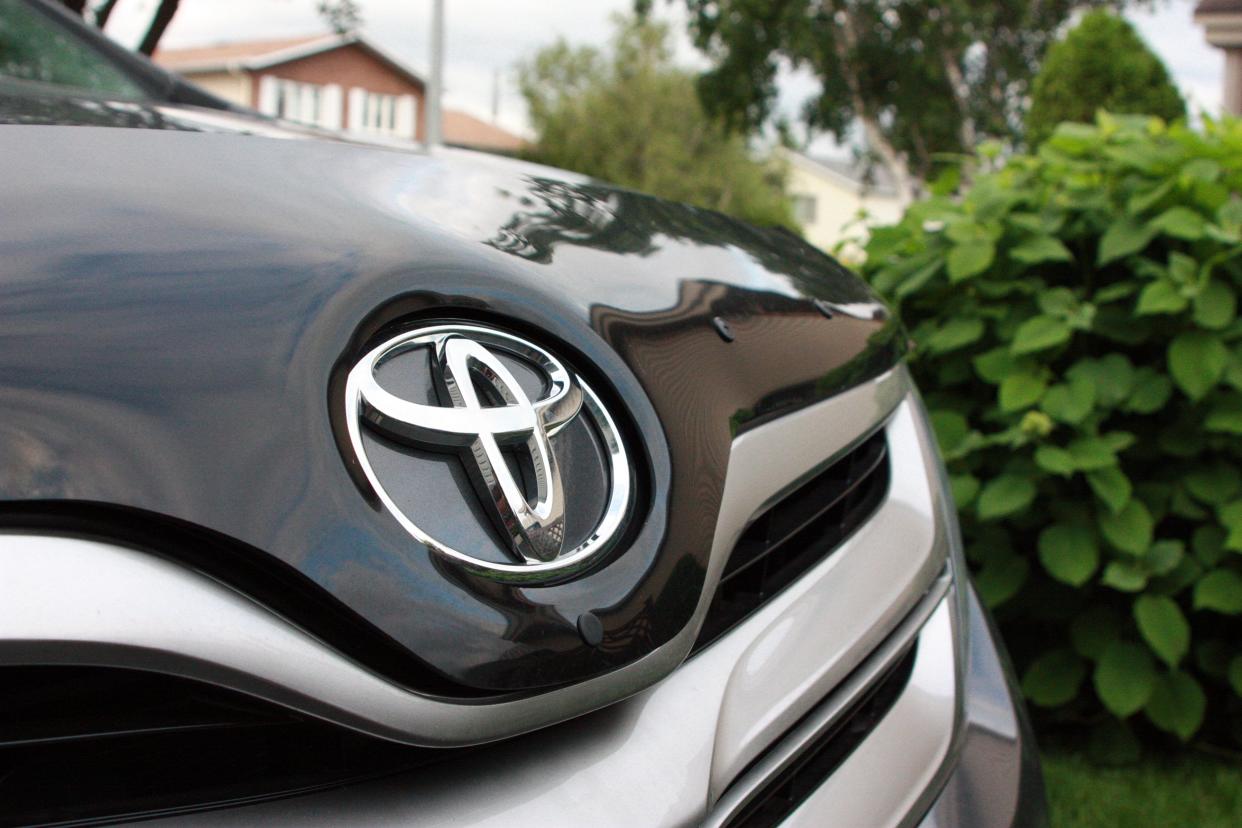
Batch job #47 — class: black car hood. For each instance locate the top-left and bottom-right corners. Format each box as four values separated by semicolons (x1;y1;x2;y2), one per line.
0;94;903;695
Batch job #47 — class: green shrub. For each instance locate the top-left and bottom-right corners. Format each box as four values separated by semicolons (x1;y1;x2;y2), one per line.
1026;11;1185;148
862;113;1242;748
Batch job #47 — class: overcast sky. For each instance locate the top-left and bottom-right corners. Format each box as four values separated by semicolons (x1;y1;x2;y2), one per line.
103;0;1221;155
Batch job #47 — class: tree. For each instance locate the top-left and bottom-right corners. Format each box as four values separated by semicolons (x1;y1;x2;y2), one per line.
675;0;1140;200
1025;11;1185;146
317;0;363;35
517;14;795;230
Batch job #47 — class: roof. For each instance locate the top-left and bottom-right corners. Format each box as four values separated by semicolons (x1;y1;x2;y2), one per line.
783;150;900;198
154;35;326;70
154;33;424;88
443;109;525;152
1196;0;1242;14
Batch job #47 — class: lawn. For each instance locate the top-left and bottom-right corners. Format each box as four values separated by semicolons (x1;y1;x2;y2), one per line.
1043;749;1242;827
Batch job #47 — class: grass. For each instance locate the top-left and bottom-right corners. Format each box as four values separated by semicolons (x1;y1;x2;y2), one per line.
1043;748;1242;827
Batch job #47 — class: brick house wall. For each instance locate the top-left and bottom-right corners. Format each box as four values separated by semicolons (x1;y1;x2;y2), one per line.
249;44;426;141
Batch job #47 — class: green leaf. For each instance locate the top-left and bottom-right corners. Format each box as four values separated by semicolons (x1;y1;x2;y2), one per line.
929;410;969;452
1094;640;1156;717
1151;206;1207;241
1098;216;1155;265
1167;252;1198;286
1229;656;1242;697
999;370;1046;412
1168;332;1228;400
1102;561;1148;592
977;474;1037;520
894;258;942;298
1128;179;1174;214
1123;370;1172;414
925;317;985;354
975;553;1029;607
1193;568;1242;613
1067;437;1118;471
1193;525;1227;567
1194;279;1237;329
1067;354;1135;408
1041;376;1096;424
949;473;979;506
1011;315;1071;355
1039;523;1099;586
1205;394;1242;435
1037;287;1077;316
1135;280;1189;315
1218;500;1242;551
1098;499;1154;556
1087;467;1132;514
947;239;996;281
1145;670;1206;741
1184;462;1241;505
1133;595;1190;666
973;347;1019;384
1022;649;1087;707
1011;236;1073;265
1148;540;1186;576
1035;445;1076;477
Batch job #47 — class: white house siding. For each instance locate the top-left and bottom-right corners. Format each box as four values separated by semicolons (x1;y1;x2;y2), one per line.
783;152;907;264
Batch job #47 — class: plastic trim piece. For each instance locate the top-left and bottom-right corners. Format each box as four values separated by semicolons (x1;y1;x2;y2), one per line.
703;570;952;828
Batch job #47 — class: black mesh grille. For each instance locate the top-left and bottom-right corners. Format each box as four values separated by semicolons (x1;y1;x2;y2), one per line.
693;429;890;654
0;666;464;826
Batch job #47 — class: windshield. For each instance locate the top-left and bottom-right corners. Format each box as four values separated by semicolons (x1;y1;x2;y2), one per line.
0;0;146;99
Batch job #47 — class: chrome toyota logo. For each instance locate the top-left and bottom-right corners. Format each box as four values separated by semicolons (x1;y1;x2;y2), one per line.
345;323;631;582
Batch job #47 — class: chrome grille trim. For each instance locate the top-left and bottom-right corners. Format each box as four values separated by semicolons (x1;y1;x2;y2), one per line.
0;367;915;748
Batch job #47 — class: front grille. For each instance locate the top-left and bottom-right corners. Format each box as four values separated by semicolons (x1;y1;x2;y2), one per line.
693;429;890;653
0;666;465;826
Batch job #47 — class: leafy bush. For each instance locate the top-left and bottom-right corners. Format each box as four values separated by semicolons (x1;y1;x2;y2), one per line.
1026;11;1185;147
862;113;1242;750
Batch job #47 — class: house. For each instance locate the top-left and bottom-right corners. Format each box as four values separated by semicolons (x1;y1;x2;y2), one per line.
155;34;427;141
1196;0;1242;114
155;34;525;153
781;150;908;260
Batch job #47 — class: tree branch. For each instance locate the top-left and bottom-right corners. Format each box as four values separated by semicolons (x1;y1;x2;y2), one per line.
137;0;180;56
94;0;122;29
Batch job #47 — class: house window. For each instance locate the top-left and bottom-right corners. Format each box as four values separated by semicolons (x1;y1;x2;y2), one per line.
275;80;319;123
257;76;342;129
347;87;417;140
792;194;818;226
361;92;397;133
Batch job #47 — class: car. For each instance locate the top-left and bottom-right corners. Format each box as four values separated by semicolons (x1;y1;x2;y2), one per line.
0;1;1047;825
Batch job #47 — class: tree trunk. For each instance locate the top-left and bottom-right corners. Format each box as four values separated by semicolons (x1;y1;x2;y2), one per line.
940;46;977;152
829;4;916;204
60;0;87;14
137;0;181;56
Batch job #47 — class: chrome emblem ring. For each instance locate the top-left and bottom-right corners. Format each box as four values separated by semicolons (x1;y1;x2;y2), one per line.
345;323;631;582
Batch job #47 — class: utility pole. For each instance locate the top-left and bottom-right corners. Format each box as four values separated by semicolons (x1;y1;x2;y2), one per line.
491;68;500;123
426;0;444;147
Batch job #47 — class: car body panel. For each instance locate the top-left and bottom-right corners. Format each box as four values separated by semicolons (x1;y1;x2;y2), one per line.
0;110;902;694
